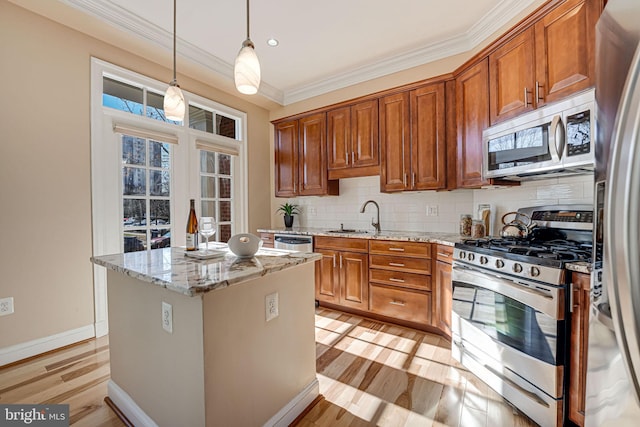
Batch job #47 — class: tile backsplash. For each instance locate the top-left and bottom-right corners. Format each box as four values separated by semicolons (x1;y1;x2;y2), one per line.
271;174;594;235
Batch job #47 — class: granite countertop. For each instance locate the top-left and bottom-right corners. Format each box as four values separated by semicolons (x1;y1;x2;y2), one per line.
257;227;464;246
91;244;321;297
258;227;592;273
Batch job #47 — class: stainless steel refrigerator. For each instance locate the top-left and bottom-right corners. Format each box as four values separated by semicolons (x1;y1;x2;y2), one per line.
586;0;640;425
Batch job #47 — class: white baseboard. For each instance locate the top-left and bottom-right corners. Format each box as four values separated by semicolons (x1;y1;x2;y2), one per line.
108;377;318;427
264;378;320;427
0;324;95;367
108;380;159;427
95;320;109;337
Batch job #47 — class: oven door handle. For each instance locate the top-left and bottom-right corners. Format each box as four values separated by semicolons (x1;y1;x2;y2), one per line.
452;264;560;319
453;340;551;409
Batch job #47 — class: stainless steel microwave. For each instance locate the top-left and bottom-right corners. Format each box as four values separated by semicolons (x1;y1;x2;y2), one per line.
483;89;595;180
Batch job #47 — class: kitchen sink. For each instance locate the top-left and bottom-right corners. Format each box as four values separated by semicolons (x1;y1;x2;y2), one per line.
325;229;370;234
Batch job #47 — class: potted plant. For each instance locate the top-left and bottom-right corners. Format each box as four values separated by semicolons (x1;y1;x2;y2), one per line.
277;202;300;228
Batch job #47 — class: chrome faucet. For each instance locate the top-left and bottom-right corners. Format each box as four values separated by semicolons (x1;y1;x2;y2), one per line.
360;200;381;234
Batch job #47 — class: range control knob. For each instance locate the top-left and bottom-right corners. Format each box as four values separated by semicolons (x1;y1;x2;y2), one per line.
530;267;541;277
480;256;488;265
468;253;475;262
459;251;466;259
495;259;505;269
513;263;523;273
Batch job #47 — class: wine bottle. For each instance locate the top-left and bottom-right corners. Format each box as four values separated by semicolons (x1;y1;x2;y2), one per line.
186;199;198;251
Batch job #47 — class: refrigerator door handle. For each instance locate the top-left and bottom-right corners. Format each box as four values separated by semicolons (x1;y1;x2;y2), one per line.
605;42;640;403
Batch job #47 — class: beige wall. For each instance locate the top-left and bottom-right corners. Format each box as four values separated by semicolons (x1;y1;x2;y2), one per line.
0;1;272;349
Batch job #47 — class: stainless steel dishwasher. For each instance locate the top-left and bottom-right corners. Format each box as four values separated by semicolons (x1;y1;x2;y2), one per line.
273;234;313;252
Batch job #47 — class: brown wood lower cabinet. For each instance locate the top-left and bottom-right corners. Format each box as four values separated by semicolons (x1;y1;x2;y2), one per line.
369;283;431;324
433;245;453;337
314;237;369;311
314;237;454;334
568;271;591;427
259;232;274;248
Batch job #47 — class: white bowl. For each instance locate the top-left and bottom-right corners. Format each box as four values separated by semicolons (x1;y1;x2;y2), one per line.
228;233;263;258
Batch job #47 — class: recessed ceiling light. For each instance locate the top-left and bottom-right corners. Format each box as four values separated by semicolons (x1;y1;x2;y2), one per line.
267;38;279;47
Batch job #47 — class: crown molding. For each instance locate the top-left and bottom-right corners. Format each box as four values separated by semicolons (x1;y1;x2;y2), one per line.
60;0;284;104
283;0;541;105
59;0;539;106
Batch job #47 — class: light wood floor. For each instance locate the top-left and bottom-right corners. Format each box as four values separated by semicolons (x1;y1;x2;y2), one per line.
0;308;537;426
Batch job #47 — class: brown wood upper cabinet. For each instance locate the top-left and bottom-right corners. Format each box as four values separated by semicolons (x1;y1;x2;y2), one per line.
456;59;491;188
327;100;379;180
274;113;339;197
489;0;598;124
380;82;447;192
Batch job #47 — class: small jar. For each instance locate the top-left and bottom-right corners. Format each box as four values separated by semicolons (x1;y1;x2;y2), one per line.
471;220;486;238
460;214;472;236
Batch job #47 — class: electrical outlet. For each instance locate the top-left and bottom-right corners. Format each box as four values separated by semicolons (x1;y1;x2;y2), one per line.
309;207;317;216
426;205;439;217
162;301;173;333
0;297;14;316
265;292;279;322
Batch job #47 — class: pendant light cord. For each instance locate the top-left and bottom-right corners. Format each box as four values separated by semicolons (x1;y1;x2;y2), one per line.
172;0;177;82
246;0;250;40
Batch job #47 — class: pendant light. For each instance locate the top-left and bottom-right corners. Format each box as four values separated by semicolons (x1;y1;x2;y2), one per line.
163;0;185;121
234;0;261;95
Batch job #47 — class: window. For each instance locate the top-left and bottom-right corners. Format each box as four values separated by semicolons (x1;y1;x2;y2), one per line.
121;135;172;252
102;76;182;125
200;151;234;242
189;105;238;139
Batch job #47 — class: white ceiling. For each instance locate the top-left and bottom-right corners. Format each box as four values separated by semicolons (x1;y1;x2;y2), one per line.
15;0;546;105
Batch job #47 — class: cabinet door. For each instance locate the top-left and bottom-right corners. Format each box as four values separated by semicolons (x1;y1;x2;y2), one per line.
315;249;339;304
339;251;369;310
298;113;328;196
410;82;446;190
351;99;379;168
434;260;452;337
327;106;350;171
489;28;536;124
274;120;299;197
535;0;598;106
569;272;591;426
456;59;490;188
380;92;410;192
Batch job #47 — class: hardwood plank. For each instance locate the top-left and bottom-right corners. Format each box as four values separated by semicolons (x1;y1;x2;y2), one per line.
0;308;538;427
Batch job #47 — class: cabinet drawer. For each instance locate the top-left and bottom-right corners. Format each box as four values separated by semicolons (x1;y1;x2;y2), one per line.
369;284;431;324
369;254;431;275
370;269;431;291
314;236;368;253
435;245;454;263
369;240;431;258
259;232;274;248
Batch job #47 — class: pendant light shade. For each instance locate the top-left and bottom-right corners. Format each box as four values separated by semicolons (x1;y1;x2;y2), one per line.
234;39;261;95
234;0;260;95
163;0;185;121
164;81;185;121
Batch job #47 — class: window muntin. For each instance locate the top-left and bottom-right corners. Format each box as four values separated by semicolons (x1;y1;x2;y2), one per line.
200;151;233;243
121;135;172;252
103;76;182;125
189;105;238;140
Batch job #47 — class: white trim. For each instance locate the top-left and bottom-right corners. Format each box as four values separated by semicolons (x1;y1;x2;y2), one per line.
64;0;540;105
0;325;95;367
107;378;318;427
95;319;109;338
263;378;320;427
108;380;159;427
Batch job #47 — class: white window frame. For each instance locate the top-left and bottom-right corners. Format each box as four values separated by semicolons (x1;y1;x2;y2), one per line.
90;58;248;336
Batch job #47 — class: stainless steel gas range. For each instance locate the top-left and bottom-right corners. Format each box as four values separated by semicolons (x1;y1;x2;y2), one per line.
451;205;593;427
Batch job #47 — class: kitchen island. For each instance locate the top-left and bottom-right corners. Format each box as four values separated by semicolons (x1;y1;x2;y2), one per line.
91;245;321;427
